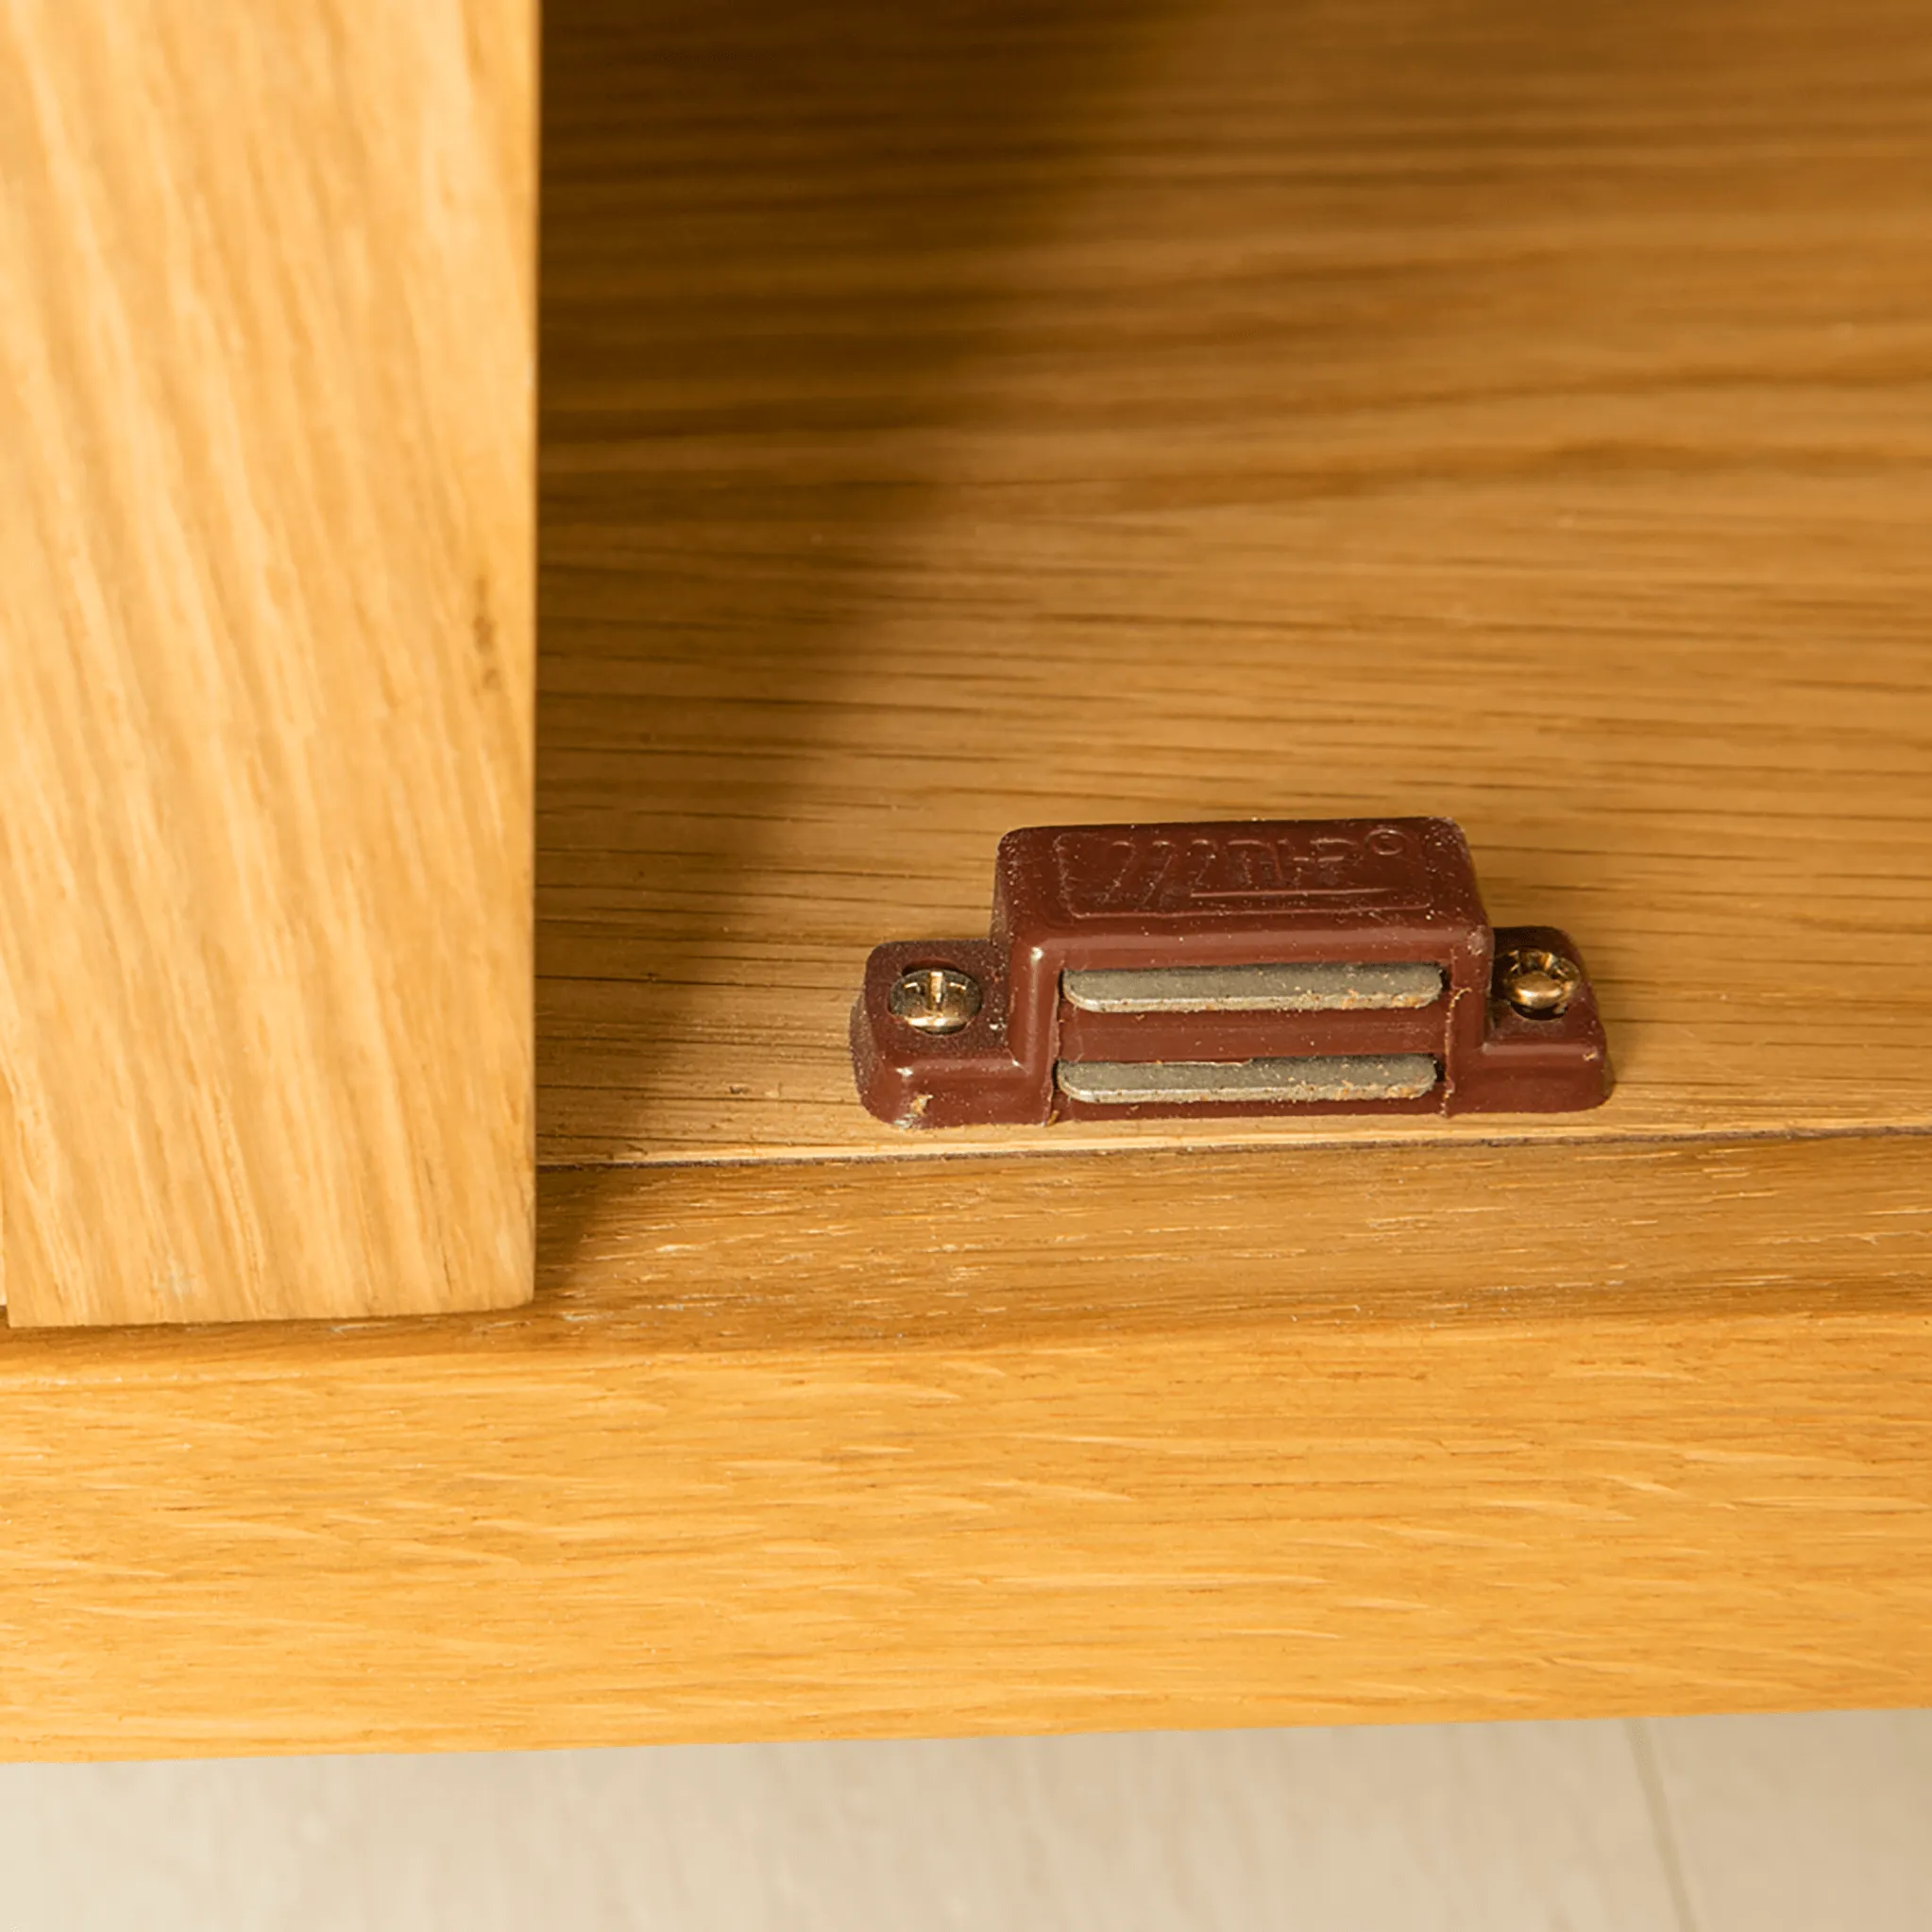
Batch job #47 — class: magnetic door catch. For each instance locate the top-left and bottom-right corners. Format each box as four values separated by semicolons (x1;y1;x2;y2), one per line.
850;817;1611;1127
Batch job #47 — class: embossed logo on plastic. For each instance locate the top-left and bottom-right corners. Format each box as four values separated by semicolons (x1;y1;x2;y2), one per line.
1052;824;1425;918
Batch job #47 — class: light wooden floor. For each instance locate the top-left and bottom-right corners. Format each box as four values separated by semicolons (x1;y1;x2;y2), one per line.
3;1711;1927;1929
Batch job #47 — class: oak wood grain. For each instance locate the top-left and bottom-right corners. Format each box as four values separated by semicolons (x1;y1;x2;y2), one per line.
539;0;1932;1165
0;1135;1926;1758
3;0;1927;1756
0;1;536;1323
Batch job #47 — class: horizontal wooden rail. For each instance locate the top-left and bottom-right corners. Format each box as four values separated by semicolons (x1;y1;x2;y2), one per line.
0;1136;1927;1758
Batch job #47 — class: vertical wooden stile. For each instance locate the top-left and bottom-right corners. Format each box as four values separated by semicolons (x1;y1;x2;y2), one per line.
0;1;535;1323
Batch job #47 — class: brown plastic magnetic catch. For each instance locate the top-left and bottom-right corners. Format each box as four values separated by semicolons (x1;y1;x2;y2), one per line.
851;817;1611;1127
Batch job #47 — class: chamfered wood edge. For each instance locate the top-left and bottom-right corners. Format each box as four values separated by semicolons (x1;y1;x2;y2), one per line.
0;1128;1923;1361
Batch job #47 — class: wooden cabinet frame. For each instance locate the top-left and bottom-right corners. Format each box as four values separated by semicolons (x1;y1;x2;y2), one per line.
1;0;1927;1756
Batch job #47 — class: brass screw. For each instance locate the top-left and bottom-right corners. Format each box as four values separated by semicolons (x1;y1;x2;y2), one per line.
889;966;983;1034
1497;946;1584;1019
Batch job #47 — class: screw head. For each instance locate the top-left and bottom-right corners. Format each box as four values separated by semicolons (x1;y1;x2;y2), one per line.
1497;946;1585;1019
889;966;983;1034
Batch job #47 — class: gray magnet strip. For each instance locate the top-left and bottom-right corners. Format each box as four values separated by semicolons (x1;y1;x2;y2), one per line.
1055;1054;1441;1106
1061;961;1444;1014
